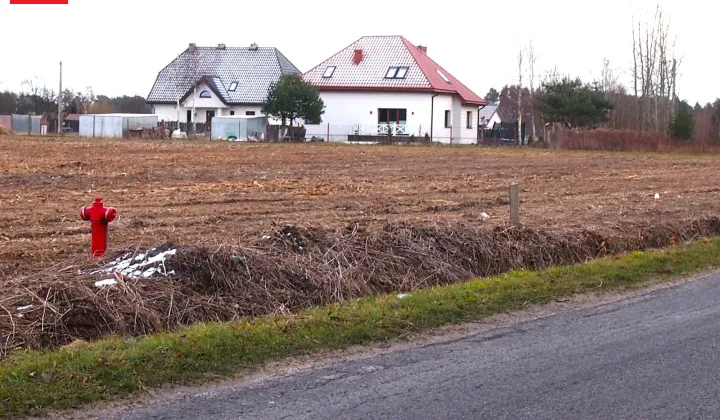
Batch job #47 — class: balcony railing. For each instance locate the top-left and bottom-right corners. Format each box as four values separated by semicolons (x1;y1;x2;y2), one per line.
377;123;408;135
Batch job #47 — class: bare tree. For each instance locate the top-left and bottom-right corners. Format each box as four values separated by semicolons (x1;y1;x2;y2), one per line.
527;41;537;141
632;15;639;129
600;58;622;129
630;4;679;133
168;45;208;133
517;48;524;145
21;76;41;96
538;65;562;132
21;76;43;114
169;53;184;128
185;47;207;134
541;65;561;85
600;58;620;93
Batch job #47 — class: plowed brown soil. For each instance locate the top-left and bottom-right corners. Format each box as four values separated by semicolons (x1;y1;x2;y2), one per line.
1;134;719;277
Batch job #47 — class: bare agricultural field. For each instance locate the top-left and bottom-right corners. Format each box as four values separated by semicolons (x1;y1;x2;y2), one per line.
1;134;720;278
4;134;720;353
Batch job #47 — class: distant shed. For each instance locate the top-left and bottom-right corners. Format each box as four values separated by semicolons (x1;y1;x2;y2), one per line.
0;114;45;134
79;113;158;138
64;114;81;133
0;115;10;131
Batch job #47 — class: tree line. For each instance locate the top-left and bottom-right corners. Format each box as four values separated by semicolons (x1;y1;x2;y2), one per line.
486;79;716;145
0;78;151;118
483;5;719;144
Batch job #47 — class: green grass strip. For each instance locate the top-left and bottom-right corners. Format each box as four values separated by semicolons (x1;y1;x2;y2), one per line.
2;237;720;417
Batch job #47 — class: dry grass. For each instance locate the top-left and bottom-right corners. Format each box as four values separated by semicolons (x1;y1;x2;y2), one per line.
2;217;720;356
553;128;720;154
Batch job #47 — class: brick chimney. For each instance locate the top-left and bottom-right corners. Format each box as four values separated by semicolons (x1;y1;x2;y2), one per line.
353;49;363;65
416;45;427;54
188;43;197;52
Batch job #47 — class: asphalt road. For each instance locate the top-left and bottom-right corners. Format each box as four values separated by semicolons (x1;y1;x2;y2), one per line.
110;274;720;420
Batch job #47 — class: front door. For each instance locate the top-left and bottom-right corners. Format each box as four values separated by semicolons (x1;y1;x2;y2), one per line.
206;110;215;131
186;110;192;132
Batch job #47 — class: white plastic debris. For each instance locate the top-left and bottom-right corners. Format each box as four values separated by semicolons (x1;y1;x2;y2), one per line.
480;212;490;220
86;247;178;282
654;193;660;200
397;293;411;300
16;305;33;312
95;279;118;287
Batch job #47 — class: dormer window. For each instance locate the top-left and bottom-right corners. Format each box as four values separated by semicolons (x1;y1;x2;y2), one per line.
199;90;212;98
323;66;336;78
229;82;238;92
385;66;409;79
436;69;451;84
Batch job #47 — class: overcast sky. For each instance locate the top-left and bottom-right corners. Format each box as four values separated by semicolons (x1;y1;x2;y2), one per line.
0;0;715;105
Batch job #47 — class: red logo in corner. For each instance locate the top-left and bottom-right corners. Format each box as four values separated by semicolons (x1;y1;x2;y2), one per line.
10;0;68;3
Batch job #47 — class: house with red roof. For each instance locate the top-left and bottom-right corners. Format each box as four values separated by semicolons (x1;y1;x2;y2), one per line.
303;35;485;144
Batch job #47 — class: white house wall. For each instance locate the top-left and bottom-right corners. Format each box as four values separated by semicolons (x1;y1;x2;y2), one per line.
152;104;181;123
458;104;478;144
151;104;266;124
223;105;264;117
151;83;270;125
431;94;453;143
304;91;476;144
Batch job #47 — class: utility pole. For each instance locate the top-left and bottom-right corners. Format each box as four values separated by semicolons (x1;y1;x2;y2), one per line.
58;61;63;134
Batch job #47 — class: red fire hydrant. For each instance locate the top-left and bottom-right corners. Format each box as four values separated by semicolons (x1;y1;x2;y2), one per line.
79;198;117;259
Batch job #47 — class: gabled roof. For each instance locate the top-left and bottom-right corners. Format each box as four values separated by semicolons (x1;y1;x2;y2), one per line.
303;36;485;106
147;45;300;105
178;76;230;105
478;104;498;121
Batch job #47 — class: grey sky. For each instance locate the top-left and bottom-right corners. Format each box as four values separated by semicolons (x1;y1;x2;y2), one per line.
0;0;715;105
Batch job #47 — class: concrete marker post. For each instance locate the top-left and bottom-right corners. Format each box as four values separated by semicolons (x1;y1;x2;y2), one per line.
510;182;520;227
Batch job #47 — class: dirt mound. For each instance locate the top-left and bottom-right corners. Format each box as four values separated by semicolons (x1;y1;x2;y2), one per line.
2;218;720;356
0;126;14;135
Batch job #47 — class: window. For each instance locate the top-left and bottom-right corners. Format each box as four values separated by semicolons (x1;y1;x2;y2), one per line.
199;90;211;98
385;66;409;79
436;69;450;84
466;111;473;129
444;110;451;128
377;108;407;124
229;82;238;92
246;111;256;116
323;66;336;78
230;111;235;116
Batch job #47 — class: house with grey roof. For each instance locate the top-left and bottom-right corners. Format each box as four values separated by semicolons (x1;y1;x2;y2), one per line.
478;104;500;129
146;42;300;130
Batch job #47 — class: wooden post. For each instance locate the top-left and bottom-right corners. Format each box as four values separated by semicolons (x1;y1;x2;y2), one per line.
509;182;520;227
